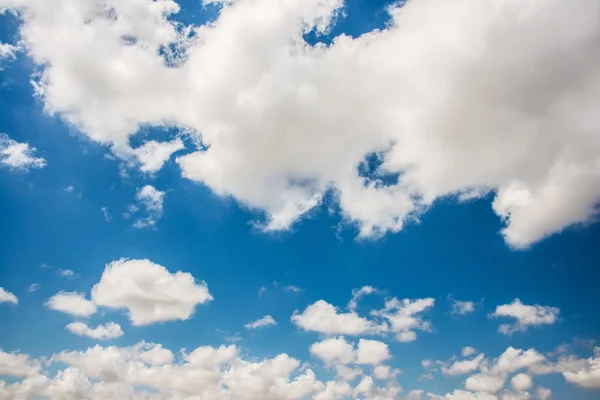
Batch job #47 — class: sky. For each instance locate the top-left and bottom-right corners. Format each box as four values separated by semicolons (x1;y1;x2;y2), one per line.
0;0;600;399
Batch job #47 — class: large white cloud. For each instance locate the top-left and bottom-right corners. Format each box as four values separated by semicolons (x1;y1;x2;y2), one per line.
91;258;213;325
4;0;600;247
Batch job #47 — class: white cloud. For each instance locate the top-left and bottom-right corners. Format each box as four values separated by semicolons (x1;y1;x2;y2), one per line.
133;185;165;228
130;137;184;173
535;387;551;400
0;287;18;304
0;134;46;171
442;354;485;376
451;299;475;316
91;258;212;325
491;299;560;335
510;373;532;391
57;269;75;278
310;337;356;367
292;300;377;336
371;297;435;342
348;286;378;310
0;42;18;62
245;315;276;329
462;347;478;357
562;347;600;388
0;349;40;378
28;283;40;293
4;0;600;247
283;285;302;293
46;292;97;317
258;286;267;296
101;207;112;222
65;321;124;340
356;339;390;366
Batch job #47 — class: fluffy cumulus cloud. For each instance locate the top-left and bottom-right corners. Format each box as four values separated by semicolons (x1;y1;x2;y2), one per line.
562;347;600;388
0;287;18;304
129;137;185;173
491;299;560;335
442;354;486;376
245;315;277;330
451;299;475;316
65;321;124;340
292;289;434;342
91;258;213;325
46;292;97;317
0;134;46;171
2;0;600;247
0;41;18;62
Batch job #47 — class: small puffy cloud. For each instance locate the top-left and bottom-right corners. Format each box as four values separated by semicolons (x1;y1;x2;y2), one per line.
491;299;560;335
442;354;485;376
258;286;267;296
462;347;477;357
492;347;546;375
310;337;356;367
283;285;302;293
133;185;166;228
58;269;76;278
510;373;532;391
451;299;475;316
314;381;353;400
101;207;112;222
356;339;390;366
66;321;124;340
0;134;46;171
371;297;435;342
91;258;213;325
535;387;552;400
292;300;377;336
245;315;276;330
46;292;96;317
0;287;18;304
465;372;506;393
130;137;184;173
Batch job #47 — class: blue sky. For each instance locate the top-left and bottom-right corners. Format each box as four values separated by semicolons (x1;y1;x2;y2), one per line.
1;0;600;399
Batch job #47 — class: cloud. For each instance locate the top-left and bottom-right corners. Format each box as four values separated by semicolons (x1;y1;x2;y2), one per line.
442;354;486;376
0;134;46;171
0;287;18;304
348;286;378;310
91;258;212;325
129;137;185;173
451;299;475;316
0;42;18;62
462;347;477;357
371;297;435;342
292;300;378;336
101;207;112;222
245;315;277;330
562;347;600;388
310;337;356;367
133;185;165;228
65;321;124;340
356;339;391;366
510;373;532;391
46;292;97;317
283;285;302;293
0;349;41;378
535;387;552;400
28;283;40;293
57;269;76;278
491;299;560;335
5;0;600;246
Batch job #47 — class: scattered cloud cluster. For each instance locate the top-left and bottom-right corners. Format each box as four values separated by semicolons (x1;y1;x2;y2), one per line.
2;338;599;399
0;134;46;171
292;288;434;342
3;0;600;246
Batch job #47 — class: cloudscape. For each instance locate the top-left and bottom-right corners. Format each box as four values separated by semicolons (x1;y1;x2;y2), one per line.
1;0;599;399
